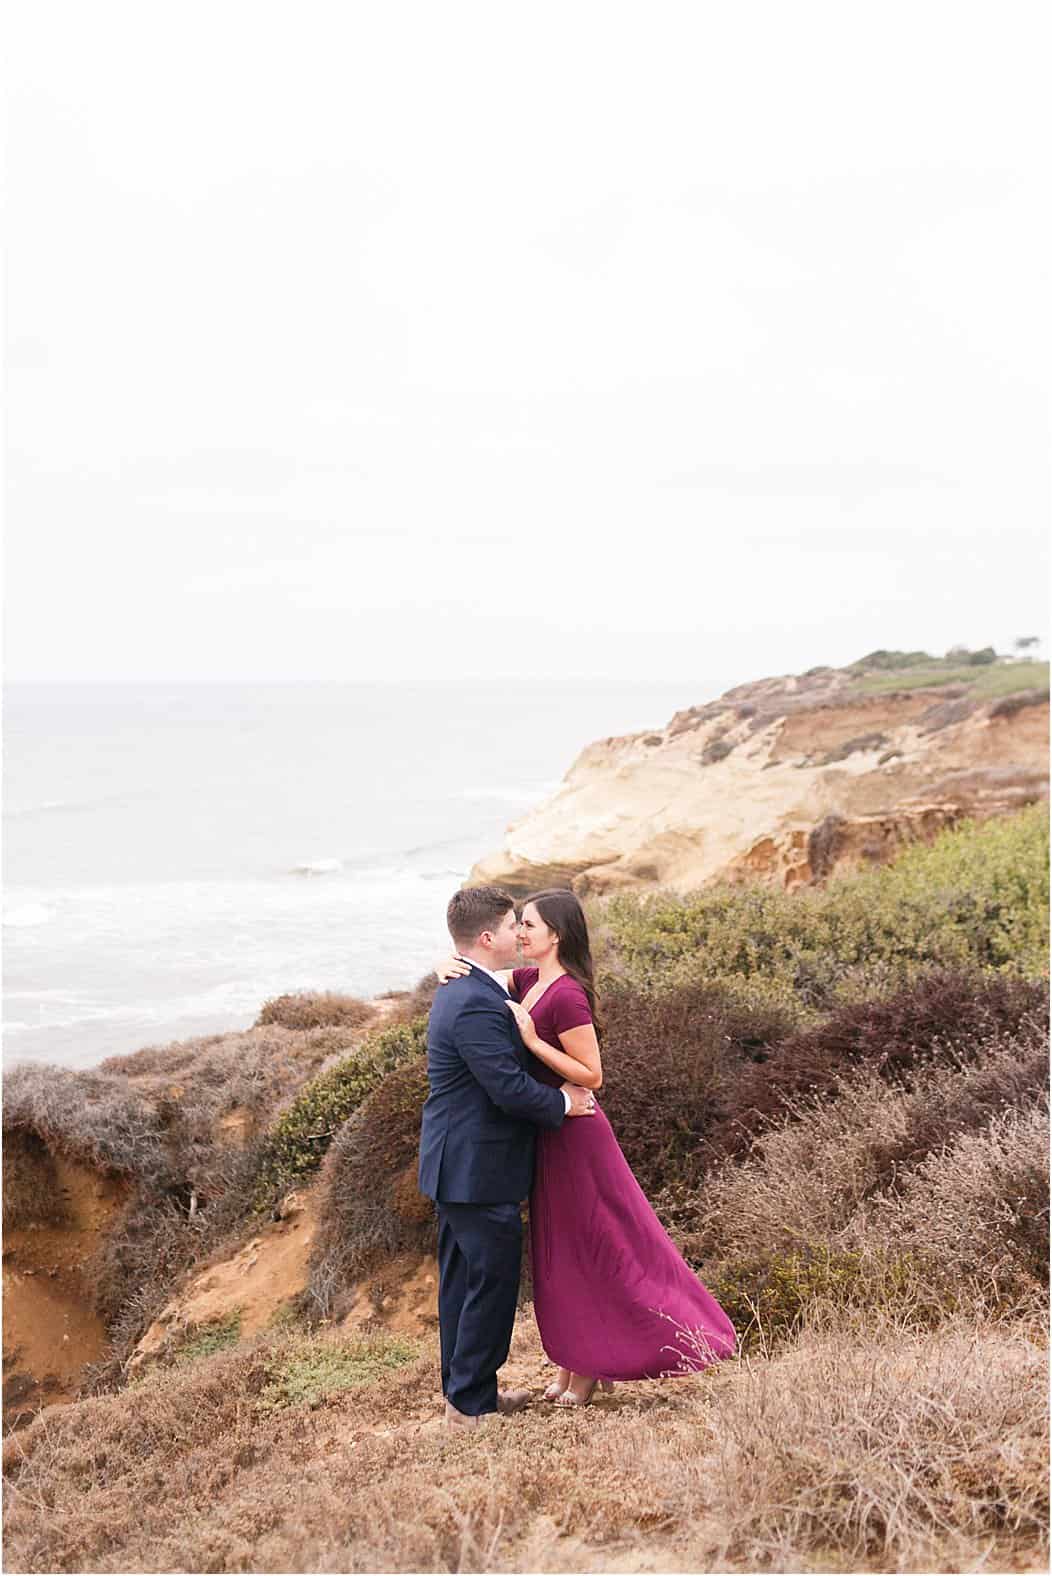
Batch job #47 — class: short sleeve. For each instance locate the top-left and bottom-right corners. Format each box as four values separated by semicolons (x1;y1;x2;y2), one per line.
510;966;537;1002
551;978;593;1035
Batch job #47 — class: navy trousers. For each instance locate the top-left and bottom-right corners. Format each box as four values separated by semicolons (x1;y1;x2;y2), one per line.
436;1200;522;1416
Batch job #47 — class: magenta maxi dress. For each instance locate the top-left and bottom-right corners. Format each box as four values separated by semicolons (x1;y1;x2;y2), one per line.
512;967;737;1381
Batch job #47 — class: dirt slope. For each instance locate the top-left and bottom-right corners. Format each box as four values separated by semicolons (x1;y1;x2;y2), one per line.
2;1153;128;1429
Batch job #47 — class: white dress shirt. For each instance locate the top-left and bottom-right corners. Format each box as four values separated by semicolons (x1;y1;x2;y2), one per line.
457;955;573;1115
457;956;511;993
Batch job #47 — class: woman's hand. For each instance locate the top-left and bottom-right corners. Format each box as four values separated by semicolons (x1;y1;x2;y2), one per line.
435;955;472;985
506;999;538;1046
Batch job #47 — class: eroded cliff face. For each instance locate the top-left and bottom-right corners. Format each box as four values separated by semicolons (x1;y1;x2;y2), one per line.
469;665;1049;895
2;1138;129;1429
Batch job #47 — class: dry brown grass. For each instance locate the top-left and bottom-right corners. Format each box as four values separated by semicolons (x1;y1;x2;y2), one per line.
658;1030;1048;1346
254;993;380;1031
4;1023;376;1392
583;971;1048;1218
97;1021;357;1140
713;970;1049;1161
2;1307;1046;1573
7;1024;358;1199
684;1031;1049;1264
2;1064;174;1195
866;1102;1050;1312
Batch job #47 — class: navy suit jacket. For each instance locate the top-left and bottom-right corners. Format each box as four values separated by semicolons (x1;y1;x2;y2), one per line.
418;963;566;1204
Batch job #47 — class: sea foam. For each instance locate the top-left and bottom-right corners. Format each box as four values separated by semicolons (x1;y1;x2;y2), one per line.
291;858;344;876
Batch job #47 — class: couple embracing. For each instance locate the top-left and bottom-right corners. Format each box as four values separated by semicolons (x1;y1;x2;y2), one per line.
418;884;736;1428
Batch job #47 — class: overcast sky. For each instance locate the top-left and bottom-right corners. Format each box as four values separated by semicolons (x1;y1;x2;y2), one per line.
5;2;1049;683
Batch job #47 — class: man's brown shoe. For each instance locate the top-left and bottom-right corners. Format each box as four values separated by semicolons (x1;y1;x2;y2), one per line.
496;1387;531;1415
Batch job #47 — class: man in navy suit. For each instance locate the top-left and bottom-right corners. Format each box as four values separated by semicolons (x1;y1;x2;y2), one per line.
419;885;595;1428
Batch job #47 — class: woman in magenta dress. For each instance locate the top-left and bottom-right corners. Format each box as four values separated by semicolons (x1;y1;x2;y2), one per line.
442;888;736;1407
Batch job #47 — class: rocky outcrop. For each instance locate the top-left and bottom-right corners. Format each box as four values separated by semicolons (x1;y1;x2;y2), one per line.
470;661;1049;895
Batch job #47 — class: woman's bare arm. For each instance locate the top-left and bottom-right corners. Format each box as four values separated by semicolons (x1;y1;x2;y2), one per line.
507;1004;602;1089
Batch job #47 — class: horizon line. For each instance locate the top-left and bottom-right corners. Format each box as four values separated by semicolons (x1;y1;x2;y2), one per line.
1;673;742;686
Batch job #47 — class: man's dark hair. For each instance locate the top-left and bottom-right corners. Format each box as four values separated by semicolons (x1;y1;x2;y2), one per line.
447;885;516;948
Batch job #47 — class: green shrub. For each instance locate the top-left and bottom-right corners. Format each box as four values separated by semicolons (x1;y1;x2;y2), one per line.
710;1244;915;1349
848;648;930;670
265;1300;304;1332
596;803;1049;1002
252;1018;427;1210
853;658;1048;697
255;1332;416;1411
176;1313;242;1364
309;1057;435;1314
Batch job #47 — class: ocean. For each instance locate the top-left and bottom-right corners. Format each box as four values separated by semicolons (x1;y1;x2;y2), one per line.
2;679;723;1069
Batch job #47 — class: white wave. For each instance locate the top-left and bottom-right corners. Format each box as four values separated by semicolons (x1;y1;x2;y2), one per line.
291;858;344;876
5;977;314;1038
164;979;276;1018
3;979;270;1035
324;865;435;895
4;1001;162;1032
3;902;54;928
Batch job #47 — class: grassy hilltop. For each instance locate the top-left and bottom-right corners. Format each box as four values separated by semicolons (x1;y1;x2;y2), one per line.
2;794;1049;1570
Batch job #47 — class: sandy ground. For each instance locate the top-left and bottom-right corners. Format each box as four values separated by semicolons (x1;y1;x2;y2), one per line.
130;1194;439;1373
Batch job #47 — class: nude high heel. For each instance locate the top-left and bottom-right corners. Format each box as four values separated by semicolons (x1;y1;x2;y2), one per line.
554;1377;615;1408
543;1367;571;1401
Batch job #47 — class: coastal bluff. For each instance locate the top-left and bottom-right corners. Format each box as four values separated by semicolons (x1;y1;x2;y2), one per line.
470;652;1050;896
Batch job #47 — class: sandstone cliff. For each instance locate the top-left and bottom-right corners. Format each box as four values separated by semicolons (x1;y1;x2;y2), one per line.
469;655;1050;895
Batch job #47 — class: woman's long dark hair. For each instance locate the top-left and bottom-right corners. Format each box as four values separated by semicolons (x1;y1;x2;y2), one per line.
525;888;603;1038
